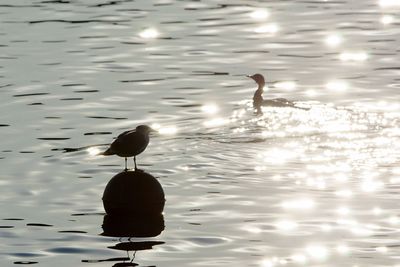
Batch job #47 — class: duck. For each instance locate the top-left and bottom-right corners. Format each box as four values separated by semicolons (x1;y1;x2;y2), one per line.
247;73;307;112
103;125;154;171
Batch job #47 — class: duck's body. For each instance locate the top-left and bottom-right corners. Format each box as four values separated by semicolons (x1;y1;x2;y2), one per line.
248;73;304;111
103;125;153;171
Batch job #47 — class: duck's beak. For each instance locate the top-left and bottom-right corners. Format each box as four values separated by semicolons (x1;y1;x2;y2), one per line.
246;74;253;79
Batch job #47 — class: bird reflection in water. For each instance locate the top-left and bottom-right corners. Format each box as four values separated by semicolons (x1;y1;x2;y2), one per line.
81;214;165;266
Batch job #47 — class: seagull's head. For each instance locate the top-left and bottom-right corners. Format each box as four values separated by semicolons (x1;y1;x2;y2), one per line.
136;125;156;135
247;73;265;87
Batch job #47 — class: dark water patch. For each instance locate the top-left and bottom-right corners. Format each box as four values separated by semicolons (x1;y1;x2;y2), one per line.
71;212;105;216
29;19;129;24
375;67;400;71
0;124;10;127
0;83;13;88
37;137;70;141
74;89;99;93
13;92;49;97
368;39;396;43
0;225;14;228
0;44;7;47
188;222;201;226
233;50;269;54
189;34;218;37
58;230;87;233
162;97;185;100
86;116;127;120
0;56;18;59
82;257;130;263
2;150;12;153
78;175;92;178
44;116;61;119
39;62;61;66
160;36;179;40
91;60;115;64
120;41;145;45
120;78;166;83
90;46;114;50
66;50;86;53
371;52;397;56
149;53;171;56
26;223;53;227
13;261;38;265
79;35;108;39
201;22;254;28
60;97;83;101
62;83;86;87
0;4;42;7
176;104;202;108
187;237;228;246
277;54;322;58
191;71;229;76
198;17;223;22
52;144;108;153
3;218;23;221
184;4;229;11
84;132;112;135
46;247;98;254
41;0;70;3
98;164;121;167
174;86;202;90
19;151;35;154
90;1;124;7
343;75;367;80
42;40;67;43
295;28;322;33
161;20;185;24
337;26;374;31
10;40;29;43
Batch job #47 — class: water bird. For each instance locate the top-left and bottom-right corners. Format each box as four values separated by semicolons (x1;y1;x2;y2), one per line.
103;125;154;171
247;73;308;112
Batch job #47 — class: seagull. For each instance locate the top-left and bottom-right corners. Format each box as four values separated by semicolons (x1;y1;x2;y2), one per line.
102;125;154;171
247;73;308;113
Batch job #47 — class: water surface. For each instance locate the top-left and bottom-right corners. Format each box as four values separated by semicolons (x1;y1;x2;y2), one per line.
1;0;400;266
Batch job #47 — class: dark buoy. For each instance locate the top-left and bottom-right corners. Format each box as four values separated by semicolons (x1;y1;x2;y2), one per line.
102;214;165;237
102;170;165;216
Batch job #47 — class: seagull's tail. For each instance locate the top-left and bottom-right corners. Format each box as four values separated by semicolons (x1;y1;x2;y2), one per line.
102;148;115;156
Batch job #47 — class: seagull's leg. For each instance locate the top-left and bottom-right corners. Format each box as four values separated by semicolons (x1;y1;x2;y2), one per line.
124;157;128;171
133;156;137;171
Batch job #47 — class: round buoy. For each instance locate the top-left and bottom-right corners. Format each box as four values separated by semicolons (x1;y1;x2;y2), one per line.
102;170;165;216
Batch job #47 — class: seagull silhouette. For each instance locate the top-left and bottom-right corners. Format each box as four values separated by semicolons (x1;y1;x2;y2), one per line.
103;125;154;171
247;73;308;113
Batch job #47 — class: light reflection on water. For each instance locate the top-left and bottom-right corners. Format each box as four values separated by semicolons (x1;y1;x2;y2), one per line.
0;0;399;266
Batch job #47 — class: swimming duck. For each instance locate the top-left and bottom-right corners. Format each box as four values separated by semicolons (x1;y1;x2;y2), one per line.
247;73;305;112
103;125;154;171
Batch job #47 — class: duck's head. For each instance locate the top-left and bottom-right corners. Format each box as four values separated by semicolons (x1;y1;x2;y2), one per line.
247;73;265;87
136;125;155;135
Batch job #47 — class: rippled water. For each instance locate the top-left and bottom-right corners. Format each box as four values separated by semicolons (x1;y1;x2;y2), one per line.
1;0;400;266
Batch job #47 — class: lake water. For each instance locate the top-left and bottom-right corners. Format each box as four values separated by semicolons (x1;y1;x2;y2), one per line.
1;0;400;266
